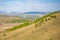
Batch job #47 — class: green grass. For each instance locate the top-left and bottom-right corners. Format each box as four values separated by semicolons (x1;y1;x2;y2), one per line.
4;19;30;23
6;21;30;32
34;11;58;23
5;11;59;32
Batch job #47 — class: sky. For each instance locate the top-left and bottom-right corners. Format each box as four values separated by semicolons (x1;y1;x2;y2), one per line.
0;0;60;12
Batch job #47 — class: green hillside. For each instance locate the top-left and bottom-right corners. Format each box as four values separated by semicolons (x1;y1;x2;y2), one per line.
0;11;60;40
0;15;30;23
5;11;59;32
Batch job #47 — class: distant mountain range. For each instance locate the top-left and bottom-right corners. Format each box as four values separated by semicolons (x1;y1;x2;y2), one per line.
0;11;47;15
0;11;47;19
24;12;46;14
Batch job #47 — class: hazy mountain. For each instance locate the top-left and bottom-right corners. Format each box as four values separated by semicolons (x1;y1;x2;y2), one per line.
0;11;47;19
24;12;46;14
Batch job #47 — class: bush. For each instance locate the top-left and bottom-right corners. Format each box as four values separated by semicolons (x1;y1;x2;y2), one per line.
6;21;30;32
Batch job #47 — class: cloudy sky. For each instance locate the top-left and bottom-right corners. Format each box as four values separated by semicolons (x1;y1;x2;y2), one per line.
0;0;60;12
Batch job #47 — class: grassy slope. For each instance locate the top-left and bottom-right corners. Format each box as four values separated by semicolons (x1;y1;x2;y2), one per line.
0;12;60;40
5;12;58;32
0;16;30;23
0;15;31;31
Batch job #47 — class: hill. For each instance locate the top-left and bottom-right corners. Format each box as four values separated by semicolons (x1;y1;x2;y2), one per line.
0;15;30;30
0;15;30;23
24;12;46;14
0;12;60;40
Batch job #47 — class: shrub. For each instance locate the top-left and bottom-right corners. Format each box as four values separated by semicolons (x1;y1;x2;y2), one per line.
6;21;30;32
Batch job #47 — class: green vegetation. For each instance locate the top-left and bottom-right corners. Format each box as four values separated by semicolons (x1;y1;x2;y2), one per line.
6;21;30;32
34;11;58;28
5;11;59;32
0;15;31;23
4;19;30;23
34;11;58;23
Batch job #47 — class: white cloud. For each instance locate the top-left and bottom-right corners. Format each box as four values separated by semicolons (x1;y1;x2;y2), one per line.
0;1;60;12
